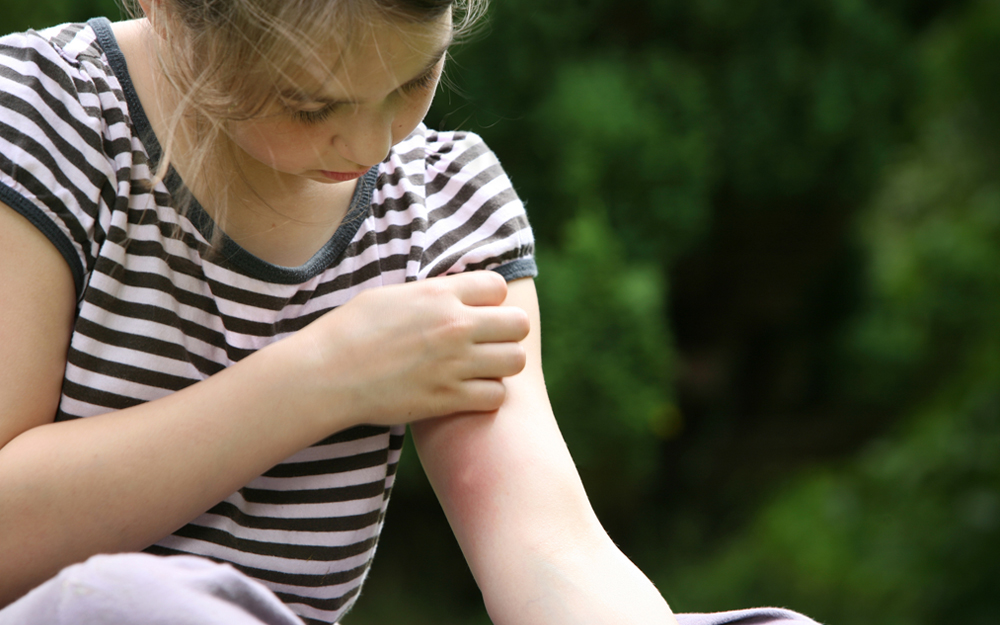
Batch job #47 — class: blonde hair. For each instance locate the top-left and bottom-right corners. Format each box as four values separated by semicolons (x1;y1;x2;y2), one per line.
124;0;487;246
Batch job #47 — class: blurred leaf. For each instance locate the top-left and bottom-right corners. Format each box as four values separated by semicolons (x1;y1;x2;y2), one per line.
531;53;714;262
537;210;677;512
2;0;124;32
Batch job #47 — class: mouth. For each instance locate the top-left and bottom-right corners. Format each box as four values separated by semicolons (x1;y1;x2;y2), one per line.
319;170;367;182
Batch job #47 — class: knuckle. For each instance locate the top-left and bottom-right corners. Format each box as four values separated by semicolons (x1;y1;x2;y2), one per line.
482;269;503;285
473;270;506;298
489;271;508;295
430;386;457;417
440;311;473;338
422;279;451;300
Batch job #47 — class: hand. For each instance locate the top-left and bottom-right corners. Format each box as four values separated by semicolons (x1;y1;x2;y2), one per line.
291;271;530;427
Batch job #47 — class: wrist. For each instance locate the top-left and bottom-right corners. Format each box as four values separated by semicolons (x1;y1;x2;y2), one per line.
254;329;363;439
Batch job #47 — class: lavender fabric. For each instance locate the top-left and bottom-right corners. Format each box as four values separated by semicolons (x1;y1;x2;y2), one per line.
676;607;822;625
0;553;820;625
0;554;305;625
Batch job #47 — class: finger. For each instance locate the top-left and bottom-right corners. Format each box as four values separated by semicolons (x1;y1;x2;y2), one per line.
466;305;530;344
461;342;527;380
453;378;508;413
437;271;508;307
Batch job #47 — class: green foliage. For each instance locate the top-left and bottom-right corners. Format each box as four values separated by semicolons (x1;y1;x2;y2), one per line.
7;0;1000;622
841;0;1000;407
530;53;713;262
695;0;912;204
935;0;1000;150
536;210;677;511
665;381;1000;625
662;4;1000;624
377;0;1000;621
2;0;123;32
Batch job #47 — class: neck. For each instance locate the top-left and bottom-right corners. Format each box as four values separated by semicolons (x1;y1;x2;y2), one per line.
112;18;361;266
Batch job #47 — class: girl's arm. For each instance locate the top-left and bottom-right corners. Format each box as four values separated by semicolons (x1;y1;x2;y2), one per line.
0;201;528;606
411;278;678;625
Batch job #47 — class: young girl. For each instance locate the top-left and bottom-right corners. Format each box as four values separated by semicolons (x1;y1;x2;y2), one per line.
0;1;819;623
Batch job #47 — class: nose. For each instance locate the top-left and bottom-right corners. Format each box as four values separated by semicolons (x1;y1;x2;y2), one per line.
332;107;393;168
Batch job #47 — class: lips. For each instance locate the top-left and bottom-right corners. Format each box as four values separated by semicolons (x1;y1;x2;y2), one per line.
319;170;366;182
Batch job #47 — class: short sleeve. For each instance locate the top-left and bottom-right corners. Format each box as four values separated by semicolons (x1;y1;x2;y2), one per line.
414;127;536;281
0;24;125;296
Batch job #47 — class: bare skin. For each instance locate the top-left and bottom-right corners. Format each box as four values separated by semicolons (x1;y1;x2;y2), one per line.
0;199;531;606
0;8;677;623
413;281;678;624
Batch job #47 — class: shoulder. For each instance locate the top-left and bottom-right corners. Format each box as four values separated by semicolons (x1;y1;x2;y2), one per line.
0;22;119;110
375;124;536;280
386;124;514;199
0;21;136;297
0;21;129;171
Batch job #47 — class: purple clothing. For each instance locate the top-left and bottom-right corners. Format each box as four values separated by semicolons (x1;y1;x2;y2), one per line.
0;555;302;625
0;554;820;625
676;608;821;625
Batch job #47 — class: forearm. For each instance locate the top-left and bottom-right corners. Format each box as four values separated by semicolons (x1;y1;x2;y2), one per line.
0;270;529;606
412;279;676;625
0;205;530;606
512;535;677;625
414;401;675;625
0;336;333;605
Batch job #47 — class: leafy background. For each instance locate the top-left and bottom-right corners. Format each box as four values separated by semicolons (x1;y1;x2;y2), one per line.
5;0;999;623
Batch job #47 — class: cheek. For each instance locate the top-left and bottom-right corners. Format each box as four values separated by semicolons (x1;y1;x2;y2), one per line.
393;94;436;143
230;122;319;168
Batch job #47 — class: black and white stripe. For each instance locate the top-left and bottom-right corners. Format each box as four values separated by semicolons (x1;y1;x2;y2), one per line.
0;18;535;625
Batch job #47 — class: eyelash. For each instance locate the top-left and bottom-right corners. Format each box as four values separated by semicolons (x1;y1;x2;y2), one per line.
291;104;340;125
289;67;440;125
400;67;440;95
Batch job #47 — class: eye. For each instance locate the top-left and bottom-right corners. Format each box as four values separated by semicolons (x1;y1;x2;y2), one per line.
291;102;342;124
398;65;441;96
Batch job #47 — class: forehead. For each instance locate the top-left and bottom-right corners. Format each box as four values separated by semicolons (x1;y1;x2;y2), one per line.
282;12;453;99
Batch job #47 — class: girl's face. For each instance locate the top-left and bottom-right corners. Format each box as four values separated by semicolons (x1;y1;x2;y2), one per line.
226;13;453;186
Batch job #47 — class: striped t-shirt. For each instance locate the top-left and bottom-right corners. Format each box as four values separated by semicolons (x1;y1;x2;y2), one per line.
0;18;536;625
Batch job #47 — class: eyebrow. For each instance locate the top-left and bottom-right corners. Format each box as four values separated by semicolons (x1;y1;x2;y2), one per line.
282;37;454;107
